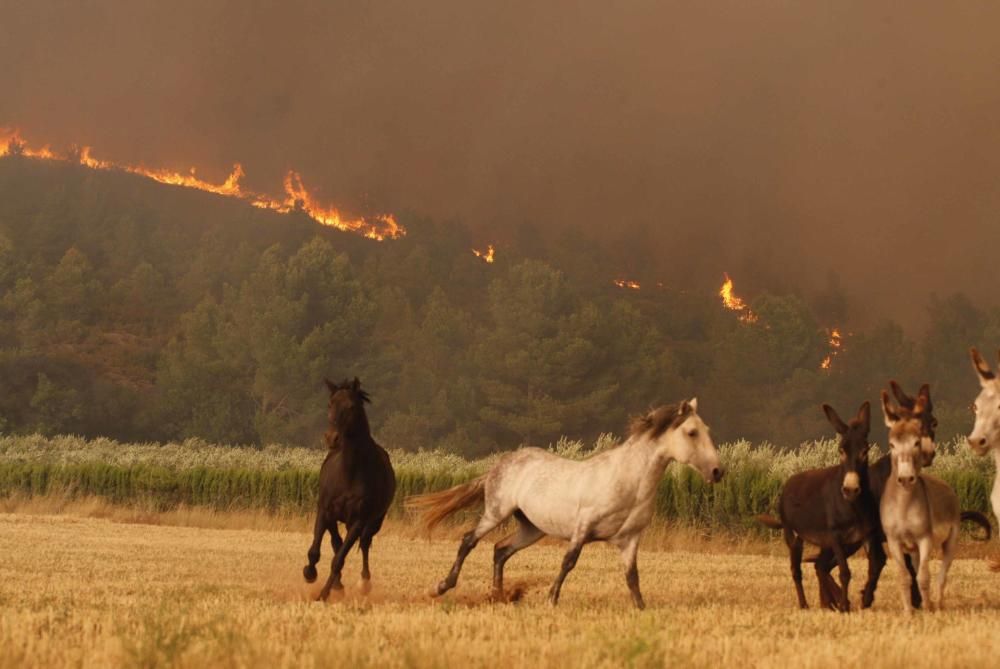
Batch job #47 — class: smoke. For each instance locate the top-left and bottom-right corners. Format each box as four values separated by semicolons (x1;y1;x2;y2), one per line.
3;0;1000;325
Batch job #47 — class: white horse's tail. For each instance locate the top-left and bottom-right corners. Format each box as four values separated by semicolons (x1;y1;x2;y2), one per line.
405;476;486;533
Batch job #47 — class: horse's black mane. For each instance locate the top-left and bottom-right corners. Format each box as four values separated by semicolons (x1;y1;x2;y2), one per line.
327;377;371;404
627;402;692;440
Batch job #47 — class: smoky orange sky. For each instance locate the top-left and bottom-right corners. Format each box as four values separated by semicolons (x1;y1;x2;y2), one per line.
2;1;999;326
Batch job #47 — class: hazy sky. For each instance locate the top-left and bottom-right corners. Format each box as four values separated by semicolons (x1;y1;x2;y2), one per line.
3;1;1000;325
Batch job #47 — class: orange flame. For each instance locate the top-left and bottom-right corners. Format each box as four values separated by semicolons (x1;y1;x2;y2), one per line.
472;244;495;263
613;279;641;290
820;328;843;371
719;273;757;323
0;127;402;241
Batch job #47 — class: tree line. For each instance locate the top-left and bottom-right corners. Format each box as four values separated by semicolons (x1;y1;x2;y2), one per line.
0;160;995;454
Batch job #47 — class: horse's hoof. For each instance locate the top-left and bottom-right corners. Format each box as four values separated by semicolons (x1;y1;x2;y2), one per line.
433;581;449;597
303;565;318;583
360;579;372;596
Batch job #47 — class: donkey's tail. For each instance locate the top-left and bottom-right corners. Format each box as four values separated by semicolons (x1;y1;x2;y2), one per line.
405;476;487;533
756;513;783;530
961;511;993;541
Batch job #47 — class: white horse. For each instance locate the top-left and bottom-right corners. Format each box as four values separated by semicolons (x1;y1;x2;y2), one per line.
968;348;1000;537
405;399;723;609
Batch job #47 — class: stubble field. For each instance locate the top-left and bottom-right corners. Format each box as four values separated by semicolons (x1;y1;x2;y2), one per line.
2;511;1000;668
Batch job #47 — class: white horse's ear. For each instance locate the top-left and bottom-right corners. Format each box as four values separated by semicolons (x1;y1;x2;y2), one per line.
689;397;698;413
971;348;995;387
880;390;899;427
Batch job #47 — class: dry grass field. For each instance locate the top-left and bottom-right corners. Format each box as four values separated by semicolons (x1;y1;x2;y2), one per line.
2;509;1000;668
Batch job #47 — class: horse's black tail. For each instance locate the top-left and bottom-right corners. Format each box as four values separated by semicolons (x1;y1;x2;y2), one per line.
756;513;783;530
961;511;993;541
405;476;486;533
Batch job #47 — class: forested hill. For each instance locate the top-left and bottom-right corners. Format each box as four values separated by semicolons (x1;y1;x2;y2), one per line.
0;158;993;454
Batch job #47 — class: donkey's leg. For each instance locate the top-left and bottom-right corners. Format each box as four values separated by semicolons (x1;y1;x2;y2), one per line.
915;537;933;612
903;553;922;609
831;542;852;613
318;520;364;601
492;512;544;600
886;538;913;614
303;512;327;583
934;527;958;611
784;527;807;609
435;511;506;597
814;549;840;611
615;534;645;610
861;539;886;609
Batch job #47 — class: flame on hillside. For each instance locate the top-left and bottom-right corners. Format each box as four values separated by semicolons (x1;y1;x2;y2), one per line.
719;273;757;323
820;328;843;370
472;244;495;263
613;279;641;290
1;127;403;241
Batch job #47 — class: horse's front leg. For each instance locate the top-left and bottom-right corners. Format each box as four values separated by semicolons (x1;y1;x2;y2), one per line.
303;511;326;583
615;534;645;610
318;520;364;601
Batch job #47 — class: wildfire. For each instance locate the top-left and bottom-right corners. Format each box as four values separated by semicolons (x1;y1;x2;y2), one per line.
820;328;843;371
719;273;757;323
472;244;496;263
0;127;403;241
613;279;641;290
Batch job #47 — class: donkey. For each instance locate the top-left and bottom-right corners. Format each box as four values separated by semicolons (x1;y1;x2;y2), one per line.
302;378;396;601
811;382;935;610
881;390;965;613
758;402;876;612
406;399;723;609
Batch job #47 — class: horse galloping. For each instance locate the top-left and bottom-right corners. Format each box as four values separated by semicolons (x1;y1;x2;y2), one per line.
302;378;396;601
406;399;723;609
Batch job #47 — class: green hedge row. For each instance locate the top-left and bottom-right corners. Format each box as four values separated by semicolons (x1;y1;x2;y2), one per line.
1;459;992;530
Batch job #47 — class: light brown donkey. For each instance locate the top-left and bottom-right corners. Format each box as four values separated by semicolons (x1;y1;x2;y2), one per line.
879;390;961;613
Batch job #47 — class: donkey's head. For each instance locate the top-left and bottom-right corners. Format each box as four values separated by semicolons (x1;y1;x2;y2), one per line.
889;380;937;466
822;401;871;501
324;377;371;433
633;398;723;484
882;390;925;489
968;348;1000;456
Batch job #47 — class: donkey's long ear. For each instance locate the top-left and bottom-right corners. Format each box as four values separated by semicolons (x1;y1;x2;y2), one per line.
915;383;931;414
822;404;849;435
325;378;338;393
889;380;914;410
688;397;698;413
881;390;900;427
352;376;362;392
856;401;871;433
971;348;995;387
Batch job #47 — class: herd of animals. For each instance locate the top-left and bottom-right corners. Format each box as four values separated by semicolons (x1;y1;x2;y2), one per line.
302;348;1000;614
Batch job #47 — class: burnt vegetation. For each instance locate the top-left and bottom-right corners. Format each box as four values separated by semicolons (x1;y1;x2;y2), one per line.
0;160;997;454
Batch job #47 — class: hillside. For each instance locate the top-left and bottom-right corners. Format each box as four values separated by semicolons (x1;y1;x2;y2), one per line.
0;157;994;452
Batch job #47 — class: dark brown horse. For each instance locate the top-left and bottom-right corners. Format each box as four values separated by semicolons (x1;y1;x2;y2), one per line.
302;378;396;600
758;402;876;612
